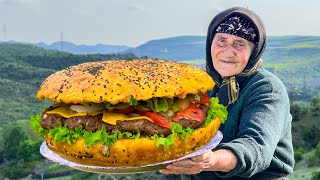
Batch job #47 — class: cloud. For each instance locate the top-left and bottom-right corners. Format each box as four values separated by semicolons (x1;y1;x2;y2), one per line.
127;3;149;12
0;0;39;6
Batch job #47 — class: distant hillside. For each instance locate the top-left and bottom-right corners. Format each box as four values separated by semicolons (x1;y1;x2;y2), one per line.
262;36;320;89
124;36;206;60
5;40;131;55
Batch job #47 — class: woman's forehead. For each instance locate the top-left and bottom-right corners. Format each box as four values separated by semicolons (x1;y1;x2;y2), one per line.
214;33;250;42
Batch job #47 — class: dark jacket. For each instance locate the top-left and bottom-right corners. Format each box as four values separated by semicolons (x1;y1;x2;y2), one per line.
193;68;295;179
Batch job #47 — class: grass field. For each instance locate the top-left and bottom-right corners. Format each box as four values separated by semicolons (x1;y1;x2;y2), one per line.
289;151;320;180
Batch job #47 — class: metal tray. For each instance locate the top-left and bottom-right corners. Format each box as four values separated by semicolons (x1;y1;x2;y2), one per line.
40;131;222;174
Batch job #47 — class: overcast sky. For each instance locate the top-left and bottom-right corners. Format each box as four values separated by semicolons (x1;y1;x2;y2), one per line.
0;0;319;46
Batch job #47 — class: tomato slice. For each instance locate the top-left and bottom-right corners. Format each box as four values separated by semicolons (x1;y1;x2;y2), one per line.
196;93;210;105
136;111;171;129
113;106;135;114
172;104;204;122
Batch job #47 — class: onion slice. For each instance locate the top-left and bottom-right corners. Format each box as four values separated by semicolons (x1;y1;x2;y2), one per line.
69;104;104;113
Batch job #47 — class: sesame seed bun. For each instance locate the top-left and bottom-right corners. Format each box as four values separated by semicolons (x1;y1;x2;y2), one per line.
37;59;214;104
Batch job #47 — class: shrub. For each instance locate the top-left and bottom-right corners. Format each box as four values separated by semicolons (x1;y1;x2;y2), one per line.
294;147;304;162
312;170;320;180
307;143;320;167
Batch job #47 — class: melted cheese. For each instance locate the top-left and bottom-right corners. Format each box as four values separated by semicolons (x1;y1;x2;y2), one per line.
45;107;153;125
46;107;102;118
102;112;153;125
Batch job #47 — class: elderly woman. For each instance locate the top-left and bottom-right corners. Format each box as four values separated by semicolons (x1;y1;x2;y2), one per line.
160;7;295;179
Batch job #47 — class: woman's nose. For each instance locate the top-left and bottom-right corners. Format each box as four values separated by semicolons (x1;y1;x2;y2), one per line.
222;45;237;56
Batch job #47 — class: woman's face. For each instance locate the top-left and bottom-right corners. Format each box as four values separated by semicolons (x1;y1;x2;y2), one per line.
211;33;254;77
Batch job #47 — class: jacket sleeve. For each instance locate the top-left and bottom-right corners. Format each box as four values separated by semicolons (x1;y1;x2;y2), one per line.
214;77;291;178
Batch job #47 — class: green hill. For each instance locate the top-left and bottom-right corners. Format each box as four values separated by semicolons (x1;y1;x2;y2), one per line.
0;43;137;124
289;150;320;180
263;36;320;89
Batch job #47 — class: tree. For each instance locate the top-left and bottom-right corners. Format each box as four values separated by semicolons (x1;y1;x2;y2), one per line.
294;147;304;162
0;127;4;163
311;96;320;116
3;125;28;159
312;170;320;180
290;103;305;122
307;143;320;167
16;139;43;162
302;126;320;149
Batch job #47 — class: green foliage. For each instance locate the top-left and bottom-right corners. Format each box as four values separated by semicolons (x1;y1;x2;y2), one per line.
1;123;44;162
307;143;320;167
288;87;320;103
16;139;43;162
290;102;308;122
291;98;320;152
301;126;320;149
0;127;4;163
2;124;28;159
0;43;137;71
312;170;320;180
0;160;40;179
311;96;320;116
294;147;304;162
0;122;44;179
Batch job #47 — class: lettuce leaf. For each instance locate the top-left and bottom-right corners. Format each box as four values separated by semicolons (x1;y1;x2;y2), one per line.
30;114;49;136
156;134;176;150
146;98;178;113
129;95;138;106
203;97;228;127
151;122;194;150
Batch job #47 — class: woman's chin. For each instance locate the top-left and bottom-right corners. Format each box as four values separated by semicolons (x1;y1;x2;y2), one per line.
217;70;237;77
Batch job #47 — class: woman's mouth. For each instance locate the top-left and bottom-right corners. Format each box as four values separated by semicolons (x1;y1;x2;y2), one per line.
220;60;236;64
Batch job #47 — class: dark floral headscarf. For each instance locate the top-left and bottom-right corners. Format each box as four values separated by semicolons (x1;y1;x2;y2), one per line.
206;7;266;106
216;16;257;44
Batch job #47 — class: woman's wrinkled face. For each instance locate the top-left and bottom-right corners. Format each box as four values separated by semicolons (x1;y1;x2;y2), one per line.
211;33;254;77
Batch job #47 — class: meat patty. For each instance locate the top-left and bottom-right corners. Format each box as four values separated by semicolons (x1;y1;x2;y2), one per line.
41;103;210;137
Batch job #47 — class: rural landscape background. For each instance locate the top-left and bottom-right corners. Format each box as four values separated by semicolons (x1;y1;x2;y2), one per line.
0;35;320;179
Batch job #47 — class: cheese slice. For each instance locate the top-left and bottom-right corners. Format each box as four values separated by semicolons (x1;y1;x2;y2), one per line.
45;106;153;125
46;107;102;118
102;112;153;125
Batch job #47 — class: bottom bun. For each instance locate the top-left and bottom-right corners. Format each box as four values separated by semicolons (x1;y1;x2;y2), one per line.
45;118;220;167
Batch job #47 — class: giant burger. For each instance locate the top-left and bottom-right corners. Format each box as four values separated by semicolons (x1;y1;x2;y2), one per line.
31;59;227;167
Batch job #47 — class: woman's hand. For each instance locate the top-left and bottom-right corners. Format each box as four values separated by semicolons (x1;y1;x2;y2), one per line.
159;149;238;175
159;151;215;175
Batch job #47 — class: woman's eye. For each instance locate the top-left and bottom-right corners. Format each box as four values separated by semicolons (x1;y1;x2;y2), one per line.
234;42;245;49
217;39;227;46
236;42;244;46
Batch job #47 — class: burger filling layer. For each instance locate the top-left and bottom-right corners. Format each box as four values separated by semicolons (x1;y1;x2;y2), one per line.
40;103;210;137
39;94;211;137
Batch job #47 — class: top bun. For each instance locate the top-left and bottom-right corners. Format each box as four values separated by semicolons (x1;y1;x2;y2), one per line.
37;59;214;104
